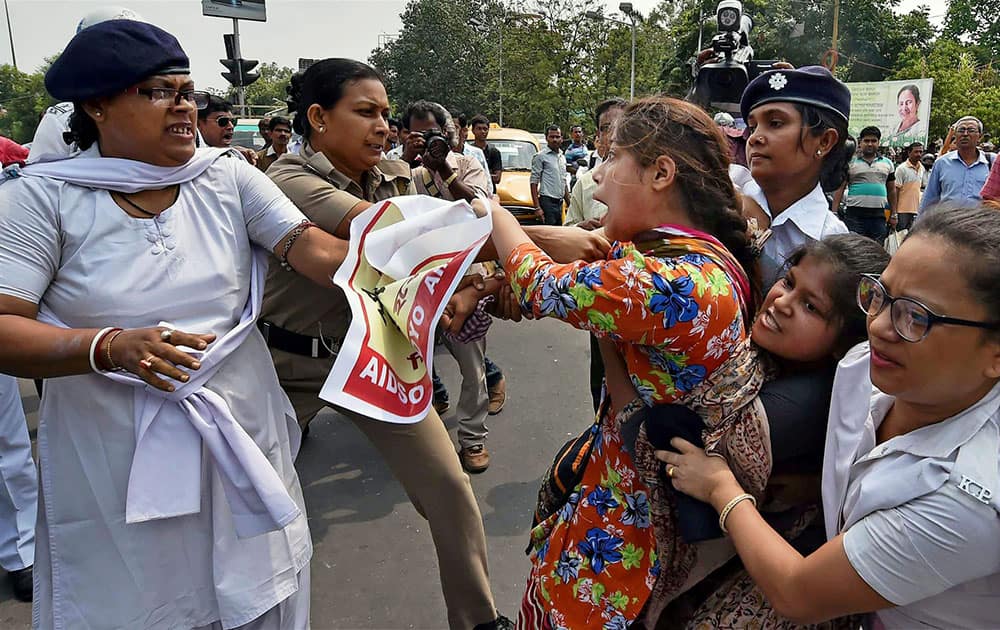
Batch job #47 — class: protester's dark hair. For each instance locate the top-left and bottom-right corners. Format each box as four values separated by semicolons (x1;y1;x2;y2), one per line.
470;114;490;128
388;117;401;130
783;233;890;356
268;115;291;132
795;104;850;193
897;84;920;105
197;94;233;121
545;124;561;135
859;125;882;140
68;103;99;150
905;141;924;154
402;100;456;146
452;112;468;128
614;95;760;311
594;97;627;129
908;203;1000;330
286;58;383;138
258;117;270;131
571;124;583;132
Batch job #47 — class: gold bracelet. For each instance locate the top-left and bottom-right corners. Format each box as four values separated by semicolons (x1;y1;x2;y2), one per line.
104;329;126;372
718;492;757;535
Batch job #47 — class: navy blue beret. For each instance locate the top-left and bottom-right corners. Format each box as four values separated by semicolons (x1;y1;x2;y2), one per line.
45;20;189;102
740;65;851;124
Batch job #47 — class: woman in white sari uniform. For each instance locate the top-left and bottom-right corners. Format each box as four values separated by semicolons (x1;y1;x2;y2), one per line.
658;203;1000;628
0;21;349;629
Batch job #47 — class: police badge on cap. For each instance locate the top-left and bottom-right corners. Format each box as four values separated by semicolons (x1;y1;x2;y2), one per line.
45;20;189;102
740;65;851;124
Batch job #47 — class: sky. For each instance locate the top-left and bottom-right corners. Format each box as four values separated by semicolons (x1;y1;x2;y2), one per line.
0;0;949;93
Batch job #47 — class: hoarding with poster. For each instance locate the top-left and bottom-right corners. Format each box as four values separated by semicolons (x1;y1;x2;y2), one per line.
320;196;492;424
202;0;267;22
844;78;934;148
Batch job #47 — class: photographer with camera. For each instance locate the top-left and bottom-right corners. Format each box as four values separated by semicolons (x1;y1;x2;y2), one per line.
401;100;490;202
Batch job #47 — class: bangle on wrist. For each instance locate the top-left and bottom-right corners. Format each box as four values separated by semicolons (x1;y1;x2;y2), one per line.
89;327;117;373
103;328;126;372
718;492;757;534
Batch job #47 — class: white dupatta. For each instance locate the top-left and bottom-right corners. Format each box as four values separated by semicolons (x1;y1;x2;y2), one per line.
16;147;300;539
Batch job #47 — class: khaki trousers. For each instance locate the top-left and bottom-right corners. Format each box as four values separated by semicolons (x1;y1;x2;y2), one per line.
269;348;497;629
440;335;490;449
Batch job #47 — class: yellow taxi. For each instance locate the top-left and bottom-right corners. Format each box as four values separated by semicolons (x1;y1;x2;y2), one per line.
470;125;562;224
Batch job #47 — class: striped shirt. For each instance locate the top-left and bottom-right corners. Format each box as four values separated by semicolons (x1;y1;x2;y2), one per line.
847;156;895;209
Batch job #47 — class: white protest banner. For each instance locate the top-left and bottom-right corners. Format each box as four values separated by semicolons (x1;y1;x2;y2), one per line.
320;195;493;423
844;78;934;148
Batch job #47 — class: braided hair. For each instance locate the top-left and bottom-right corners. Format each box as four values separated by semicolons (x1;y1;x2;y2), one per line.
614;96;761;311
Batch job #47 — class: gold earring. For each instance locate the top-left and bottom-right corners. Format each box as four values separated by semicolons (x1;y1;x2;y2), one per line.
318;125;326;133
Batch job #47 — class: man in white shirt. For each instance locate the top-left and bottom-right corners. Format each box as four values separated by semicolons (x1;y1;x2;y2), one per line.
565;98;626;232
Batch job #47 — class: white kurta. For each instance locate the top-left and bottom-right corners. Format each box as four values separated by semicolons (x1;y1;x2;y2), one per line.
0;373;36;572
0;155;312;629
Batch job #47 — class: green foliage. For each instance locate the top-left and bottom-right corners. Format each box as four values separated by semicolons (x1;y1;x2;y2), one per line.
943;0;1000;62
0;64;55;144
223;62;294;113
369;0;501;119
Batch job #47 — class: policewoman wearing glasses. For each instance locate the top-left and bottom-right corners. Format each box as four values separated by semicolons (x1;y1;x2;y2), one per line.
656;203;1000;628
0;21;352;629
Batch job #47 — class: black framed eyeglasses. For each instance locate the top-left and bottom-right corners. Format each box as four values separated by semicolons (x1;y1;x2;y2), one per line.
857;274;1000;342
213;116;236;127
125;87;210;110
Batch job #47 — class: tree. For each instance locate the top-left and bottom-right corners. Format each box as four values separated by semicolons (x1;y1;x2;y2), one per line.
369;0;502;120
942;0;1000;62
223;62;294;114
656;0;936;98
0;64;55;144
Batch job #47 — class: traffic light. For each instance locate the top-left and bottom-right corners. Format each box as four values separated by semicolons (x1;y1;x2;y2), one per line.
220;34;260;88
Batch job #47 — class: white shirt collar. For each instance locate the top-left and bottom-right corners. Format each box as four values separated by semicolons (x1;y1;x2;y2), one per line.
744;178;829;240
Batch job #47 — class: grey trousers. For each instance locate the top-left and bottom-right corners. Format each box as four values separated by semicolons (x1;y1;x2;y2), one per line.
440;335;489;450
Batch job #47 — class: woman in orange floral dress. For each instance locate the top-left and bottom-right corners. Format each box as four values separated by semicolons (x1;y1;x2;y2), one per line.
486;97;760;630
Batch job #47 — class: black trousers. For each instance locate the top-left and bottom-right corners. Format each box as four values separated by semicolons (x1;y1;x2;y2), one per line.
539;195;563;226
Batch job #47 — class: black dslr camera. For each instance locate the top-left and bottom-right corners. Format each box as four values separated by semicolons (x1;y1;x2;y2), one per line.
688;0;778;114
420;129;452;159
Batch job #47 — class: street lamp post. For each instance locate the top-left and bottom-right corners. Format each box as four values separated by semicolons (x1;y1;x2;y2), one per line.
584;5;640;99
471;12;542;127
620;2;636;100
3;0;16;71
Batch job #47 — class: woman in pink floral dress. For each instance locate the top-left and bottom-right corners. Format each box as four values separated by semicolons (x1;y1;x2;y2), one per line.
487;97;760;629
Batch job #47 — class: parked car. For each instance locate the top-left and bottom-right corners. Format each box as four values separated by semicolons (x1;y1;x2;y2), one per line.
233;118;266;150
473;126;563;225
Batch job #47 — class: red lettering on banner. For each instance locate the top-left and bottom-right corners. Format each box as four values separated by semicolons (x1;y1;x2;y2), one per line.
345;346;429;415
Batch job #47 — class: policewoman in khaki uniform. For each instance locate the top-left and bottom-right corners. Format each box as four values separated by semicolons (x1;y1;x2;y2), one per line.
258;59;507;630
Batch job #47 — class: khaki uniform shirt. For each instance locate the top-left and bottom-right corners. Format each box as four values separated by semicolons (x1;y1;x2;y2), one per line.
256;146;288;174
261;142;413;363
412;152;490;200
